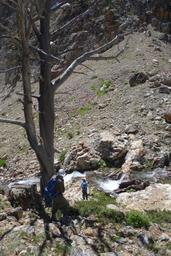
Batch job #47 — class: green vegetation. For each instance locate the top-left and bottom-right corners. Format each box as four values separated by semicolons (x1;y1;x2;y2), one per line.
0;195;11;211
126;210;150;229
147;243;160;254
66;131;74;139
68;95;75;102
166;242;171;250
147;210;171;224
78;102;92;116
91;79;112;96
144;159;154;170
75;192;171;229
55;243;71;254
75;192;124;222
59;149;67;163
98;159;107;169
0;159;6;168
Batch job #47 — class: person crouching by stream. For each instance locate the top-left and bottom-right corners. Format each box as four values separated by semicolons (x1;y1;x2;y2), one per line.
80;178;89;200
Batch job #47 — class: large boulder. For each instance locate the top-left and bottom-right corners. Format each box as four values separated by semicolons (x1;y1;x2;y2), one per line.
8;184;39;210
121;140;145;172
116;183;171;211
94;131;127;166
64;141;100;172
64;131;128;171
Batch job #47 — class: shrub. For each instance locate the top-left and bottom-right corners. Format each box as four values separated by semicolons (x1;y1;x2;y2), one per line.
66;131;74;139
98;159;107;169
167;242;171;250
91;79;112;97
79;103;92;116
55;243;71;254
74;192;124;223
75;199;99;217
97;208;125;223
147;210;171;224
59;149;67;164
126;210;150;228
0;159;6;168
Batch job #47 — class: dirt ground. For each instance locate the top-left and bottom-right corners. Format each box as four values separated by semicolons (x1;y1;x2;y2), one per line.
0;28;171;180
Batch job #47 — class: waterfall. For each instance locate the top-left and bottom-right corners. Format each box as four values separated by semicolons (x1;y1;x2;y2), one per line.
96;173;128;193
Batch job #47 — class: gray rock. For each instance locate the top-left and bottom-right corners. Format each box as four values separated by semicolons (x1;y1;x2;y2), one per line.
7;207;23;220
158;33;168;42
70;247;97;256
159;85;171;94
159;233;170;242
125;124;139;134
94;131;127;166
160;22;171;34
151;17;159;28
129;72;148;87
138;233;154;246
8;184;38;210
0;213;7;221
100;253;118;256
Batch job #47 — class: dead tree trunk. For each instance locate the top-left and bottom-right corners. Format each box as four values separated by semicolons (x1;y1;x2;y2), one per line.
39;1;55;190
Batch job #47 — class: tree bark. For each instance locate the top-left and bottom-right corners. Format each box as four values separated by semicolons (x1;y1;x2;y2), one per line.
17;0;53;193
39;0;55;190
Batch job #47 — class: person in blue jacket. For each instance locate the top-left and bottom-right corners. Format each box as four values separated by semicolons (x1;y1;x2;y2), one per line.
80;178;89;200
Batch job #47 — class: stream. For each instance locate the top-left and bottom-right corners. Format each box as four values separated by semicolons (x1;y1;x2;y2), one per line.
8;171;125;193
8;167;171;193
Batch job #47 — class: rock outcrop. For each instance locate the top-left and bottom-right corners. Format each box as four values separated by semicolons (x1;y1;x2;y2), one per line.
116;183;171;211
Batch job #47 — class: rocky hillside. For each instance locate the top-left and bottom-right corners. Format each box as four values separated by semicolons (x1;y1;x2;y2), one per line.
0;1;171;256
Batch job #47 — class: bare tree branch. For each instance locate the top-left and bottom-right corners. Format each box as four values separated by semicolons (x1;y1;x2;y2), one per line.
51;0;101;40
0;0;16;10
80;64;94;71
89;35;130;61
0;35;20;42
52;35;124;91
16;92;40;99
0;65;21;74
0;118;25;128
0;23;12;33
73;71;87;75
30;45;61;62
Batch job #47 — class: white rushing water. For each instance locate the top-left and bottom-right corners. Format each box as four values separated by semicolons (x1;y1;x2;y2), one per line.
64;171;86;183
96;174;127;193
97;179;121;192
8;177;40;188
8;172;127;193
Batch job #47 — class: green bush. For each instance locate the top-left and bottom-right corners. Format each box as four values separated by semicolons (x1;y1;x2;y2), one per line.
66;131;74;139
74;192;124;223
98;159;107;169
55;243;71;254
91;80;112;97
59;149;67;164
0;159;6;168
126;210;150;229
166;242;171;250
147;210;171;224
97;208;125;223
75;199;99;217
78;103;92;116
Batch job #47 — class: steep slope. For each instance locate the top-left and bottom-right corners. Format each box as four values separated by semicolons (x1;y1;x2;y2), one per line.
0;28;171;181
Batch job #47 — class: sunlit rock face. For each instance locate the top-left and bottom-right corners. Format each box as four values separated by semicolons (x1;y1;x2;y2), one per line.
116;183;171;211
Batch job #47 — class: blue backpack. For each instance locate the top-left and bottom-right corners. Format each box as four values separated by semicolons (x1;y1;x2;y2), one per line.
43;176;58;206
81;181;88;191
